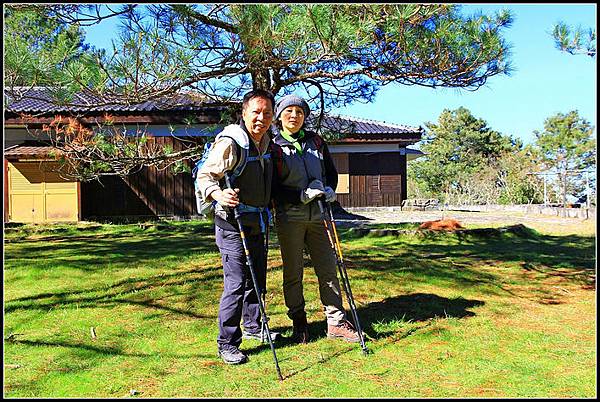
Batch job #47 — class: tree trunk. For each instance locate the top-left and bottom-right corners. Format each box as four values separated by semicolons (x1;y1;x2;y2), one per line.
251;68;271;91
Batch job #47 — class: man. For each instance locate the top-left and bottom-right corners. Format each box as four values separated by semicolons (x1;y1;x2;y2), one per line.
195;89;277;365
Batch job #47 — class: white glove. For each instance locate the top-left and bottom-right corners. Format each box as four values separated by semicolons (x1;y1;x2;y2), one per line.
300;179;325;204
324;186;336;202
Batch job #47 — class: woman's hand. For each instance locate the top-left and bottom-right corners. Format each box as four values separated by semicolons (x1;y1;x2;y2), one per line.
300;179;325;204
324;186;336;202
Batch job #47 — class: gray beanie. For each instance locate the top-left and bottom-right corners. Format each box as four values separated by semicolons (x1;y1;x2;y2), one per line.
275;95;310;119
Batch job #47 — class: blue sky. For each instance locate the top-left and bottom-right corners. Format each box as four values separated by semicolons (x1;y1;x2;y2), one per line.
84;3;597;145
333;3;597;145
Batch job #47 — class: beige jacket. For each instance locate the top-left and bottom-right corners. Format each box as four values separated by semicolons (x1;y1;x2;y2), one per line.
195;124;271;203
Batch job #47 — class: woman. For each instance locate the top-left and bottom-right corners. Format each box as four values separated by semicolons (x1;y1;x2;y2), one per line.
271;94;360;344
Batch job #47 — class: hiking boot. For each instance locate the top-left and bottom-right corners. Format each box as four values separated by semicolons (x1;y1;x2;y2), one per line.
217;344;248;365
291;313;309;344
242;329;280;342
327;320;360;343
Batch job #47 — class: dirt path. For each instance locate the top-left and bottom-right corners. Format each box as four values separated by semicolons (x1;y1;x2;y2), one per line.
335;207;596;236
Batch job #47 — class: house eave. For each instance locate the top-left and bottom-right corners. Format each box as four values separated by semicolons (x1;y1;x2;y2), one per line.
4;110;225;127
329;137;421;145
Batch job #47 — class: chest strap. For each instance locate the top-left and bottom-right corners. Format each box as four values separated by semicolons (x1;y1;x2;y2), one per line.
236;203;272;233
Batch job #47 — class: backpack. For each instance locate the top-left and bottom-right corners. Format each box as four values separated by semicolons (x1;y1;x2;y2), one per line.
192;125;267;219
192;141;221;218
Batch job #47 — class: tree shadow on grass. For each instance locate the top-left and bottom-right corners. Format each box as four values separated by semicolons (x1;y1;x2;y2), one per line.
291;293;484;343
342;226;596;292
4;264;223;318
4;236;219;273
4;222;218;272
8;338;217;361
241;292;484;380
248;292;483;350
5;222;595;384
9;338;147;357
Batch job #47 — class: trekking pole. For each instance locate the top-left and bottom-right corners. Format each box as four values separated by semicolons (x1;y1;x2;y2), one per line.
260;292;267;343
261;220;269;343
317;199;370;355
224;174;284;381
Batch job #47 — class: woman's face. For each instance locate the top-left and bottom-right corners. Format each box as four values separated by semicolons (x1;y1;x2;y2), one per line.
279;105;305;134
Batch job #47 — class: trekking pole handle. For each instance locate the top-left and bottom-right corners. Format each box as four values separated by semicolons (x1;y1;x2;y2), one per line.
223;173;241;220
317;196;327;215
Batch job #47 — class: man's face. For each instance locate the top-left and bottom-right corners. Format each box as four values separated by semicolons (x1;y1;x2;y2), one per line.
242;96;274;139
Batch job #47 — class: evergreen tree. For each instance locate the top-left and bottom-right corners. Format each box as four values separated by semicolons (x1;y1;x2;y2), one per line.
552;22;596;57
4;5;103;98
409;107;522;204
5;4;517;180
533;110;596;207
6;4;514;111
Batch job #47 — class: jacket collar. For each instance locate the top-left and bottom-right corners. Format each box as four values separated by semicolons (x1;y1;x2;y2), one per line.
272;126;315;147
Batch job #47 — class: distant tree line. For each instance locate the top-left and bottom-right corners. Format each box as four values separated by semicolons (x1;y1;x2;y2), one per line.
407;108;596;207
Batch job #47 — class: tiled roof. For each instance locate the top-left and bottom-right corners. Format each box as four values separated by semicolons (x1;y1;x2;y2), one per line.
4;142;63;159
4;87;423;142
314;113;421;136
4;86;216;113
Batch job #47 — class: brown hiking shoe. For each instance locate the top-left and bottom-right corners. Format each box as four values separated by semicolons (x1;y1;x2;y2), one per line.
291;313;309;344
327;320;360;343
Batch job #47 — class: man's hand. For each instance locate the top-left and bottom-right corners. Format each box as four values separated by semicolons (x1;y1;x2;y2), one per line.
300;179;325;204
211;188;240;207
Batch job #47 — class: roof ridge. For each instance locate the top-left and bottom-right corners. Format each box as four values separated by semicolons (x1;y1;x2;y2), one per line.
325;113;421;130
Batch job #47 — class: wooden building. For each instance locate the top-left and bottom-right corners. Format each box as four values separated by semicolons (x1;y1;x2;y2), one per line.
4;87;422;223
320;114;423;208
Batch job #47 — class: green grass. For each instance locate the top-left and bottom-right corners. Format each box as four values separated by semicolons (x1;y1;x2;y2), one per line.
3;219;596;398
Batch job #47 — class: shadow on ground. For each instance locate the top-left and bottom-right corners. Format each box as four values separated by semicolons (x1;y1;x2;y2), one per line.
331;202;373;221
340;224;596;289
248;292;484;353
4;220;595;375
4;222;218;272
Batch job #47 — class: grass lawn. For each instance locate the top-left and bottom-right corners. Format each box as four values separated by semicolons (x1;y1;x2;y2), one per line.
3;218;596;398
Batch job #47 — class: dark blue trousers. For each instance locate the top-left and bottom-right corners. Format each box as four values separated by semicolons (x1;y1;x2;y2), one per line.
215;225;266;348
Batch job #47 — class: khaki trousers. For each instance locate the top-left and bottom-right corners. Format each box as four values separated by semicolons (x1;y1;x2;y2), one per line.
276;220;346;325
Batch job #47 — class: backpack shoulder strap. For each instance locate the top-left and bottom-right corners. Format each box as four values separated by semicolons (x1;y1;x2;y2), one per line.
270;141;284;177
230;141;247;180
309;132;329;186
312;133;324;150
216;125;250;181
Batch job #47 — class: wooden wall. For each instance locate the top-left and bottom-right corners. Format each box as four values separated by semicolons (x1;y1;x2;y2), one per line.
331;151;407;208
81;141;409;220
81;136;204;220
